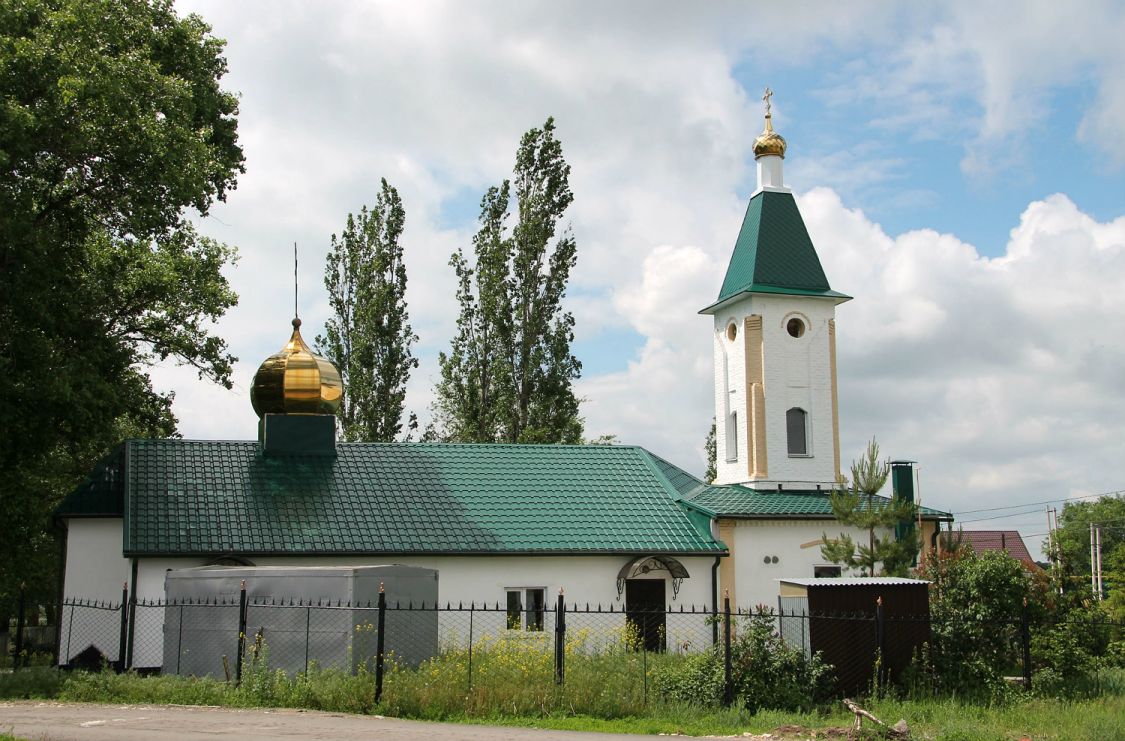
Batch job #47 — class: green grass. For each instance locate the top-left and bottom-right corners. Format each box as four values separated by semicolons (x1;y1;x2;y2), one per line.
3;655;1125;739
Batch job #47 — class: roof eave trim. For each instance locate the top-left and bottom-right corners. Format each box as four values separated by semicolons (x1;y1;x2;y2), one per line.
699;286;853;315
707;512;954;522
123;546;730;558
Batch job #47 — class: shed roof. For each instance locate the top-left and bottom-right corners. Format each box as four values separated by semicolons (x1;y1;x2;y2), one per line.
778;577;930;587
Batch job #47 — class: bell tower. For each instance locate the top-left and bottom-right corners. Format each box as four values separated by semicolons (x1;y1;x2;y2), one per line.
700;89;850;490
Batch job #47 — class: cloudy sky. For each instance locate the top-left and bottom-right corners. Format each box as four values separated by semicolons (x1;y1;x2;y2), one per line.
161;0;1125;556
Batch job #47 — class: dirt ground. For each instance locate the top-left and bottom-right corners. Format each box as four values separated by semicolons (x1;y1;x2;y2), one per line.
0;702;845;741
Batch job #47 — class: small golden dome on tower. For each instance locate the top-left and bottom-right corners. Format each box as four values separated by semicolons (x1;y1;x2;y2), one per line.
250;318;343;417
752;86;787;160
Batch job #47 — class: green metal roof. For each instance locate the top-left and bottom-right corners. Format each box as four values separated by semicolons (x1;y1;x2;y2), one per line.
687;484;952;521
56;439;727;556
55;444;126;518
701;190;850;314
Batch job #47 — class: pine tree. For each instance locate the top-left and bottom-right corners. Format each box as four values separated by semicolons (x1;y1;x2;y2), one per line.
821;438;919;576
319;179;418;442
434;118;583;443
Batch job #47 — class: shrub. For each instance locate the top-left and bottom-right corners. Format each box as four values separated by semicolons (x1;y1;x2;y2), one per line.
653;608;834;713
0;666;62;699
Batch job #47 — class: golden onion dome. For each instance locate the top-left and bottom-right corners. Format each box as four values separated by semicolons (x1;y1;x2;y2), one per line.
752;112;787;160
250;318;343;417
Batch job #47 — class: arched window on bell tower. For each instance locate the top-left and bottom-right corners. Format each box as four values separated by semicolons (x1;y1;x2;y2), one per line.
786;407;808;456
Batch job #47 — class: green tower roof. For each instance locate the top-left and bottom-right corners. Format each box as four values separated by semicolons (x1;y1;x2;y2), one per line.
701;190;849;314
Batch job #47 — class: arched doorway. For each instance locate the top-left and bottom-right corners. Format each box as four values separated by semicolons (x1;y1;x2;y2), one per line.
616;556;690;652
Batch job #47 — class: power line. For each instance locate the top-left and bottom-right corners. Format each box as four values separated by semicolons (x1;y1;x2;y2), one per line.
952;490;1123;516
956;510;1054;525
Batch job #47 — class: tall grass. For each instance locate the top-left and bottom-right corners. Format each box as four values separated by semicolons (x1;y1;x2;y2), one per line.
3;641;1124;739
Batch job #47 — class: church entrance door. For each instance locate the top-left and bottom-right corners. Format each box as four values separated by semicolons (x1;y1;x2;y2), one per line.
625;579;666;652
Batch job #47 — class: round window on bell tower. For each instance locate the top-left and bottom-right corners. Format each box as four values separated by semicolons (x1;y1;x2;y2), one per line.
727;323;738;342
786;317;805;338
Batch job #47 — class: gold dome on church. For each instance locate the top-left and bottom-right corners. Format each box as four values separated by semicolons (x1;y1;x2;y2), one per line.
250;318;343;417
752;113;787;160
752;87;786;160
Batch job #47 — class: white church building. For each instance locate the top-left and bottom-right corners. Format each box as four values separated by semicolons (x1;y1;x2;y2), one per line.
55;99;951;669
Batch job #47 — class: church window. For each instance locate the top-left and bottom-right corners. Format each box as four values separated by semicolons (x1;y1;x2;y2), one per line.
786;317;805;338
725;411;738;462
726;322;738;342
786;407;808;456
814;565;841;578
506;587;545;631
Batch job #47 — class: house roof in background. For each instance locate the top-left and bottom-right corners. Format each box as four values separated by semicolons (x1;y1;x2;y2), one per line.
945;529;1036;563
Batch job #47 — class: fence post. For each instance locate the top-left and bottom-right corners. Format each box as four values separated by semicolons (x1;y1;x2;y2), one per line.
1021;597;1032;692
64;602;75;668
235;580;247;685
303;606;311;674
13;584;26;670
116;582;129;672
176;604;184;675
374;582;386;703
466;602;474;693
554;588;566;685
722;590;733;707
125;585;137;670
875;596;887;691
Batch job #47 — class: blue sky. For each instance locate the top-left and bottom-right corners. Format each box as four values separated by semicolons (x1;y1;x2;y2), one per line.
164;1;1125;556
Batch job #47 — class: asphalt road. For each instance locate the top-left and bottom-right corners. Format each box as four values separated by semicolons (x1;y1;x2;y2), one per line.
0;702;696;741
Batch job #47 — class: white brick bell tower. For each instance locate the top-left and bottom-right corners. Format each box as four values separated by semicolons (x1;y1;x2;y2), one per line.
700;89;851;491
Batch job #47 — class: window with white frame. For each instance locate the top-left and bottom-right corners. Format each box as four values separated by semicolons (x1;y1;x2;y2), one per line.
505;587;546;631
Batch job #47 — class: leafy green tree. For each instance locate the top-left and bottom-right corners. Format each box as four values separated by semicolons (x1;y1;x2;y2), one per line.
917;548;1036;698
433;118;582;443
318;179;418;442
0;0;243;607
821;438;918;576
1048;495;1125;622
704;420;717;484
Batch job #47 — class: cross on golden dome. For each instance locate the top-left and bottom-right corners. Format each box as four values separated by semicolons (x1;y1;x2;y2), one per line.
752;86;787;160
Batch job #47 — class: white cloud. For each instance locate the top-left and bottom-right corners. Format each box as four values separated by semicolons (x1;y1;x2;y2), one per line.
145;2;1125;555
578;188;1124;539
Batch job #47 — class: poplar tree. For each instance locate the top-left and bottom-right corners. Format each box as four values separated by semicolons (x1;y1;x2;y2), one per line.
821;438;919;576
318;179;418;442
434;118;583;443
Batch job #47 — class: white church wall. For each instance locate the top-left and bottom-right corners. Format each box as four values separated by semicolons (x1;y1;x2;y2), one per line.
58;518;132;664
118;553;718;668
726;519;884;611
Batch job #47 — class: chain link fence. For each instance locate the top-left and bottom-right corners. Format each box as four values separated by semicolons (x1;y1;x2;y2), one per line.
10;586;1122;706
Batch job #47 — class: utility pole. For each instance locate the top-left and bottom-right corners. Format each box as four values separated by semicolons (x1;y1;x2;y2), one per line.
1090;522;1098;599
1094;524;1104;601
1046;506;1062;594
